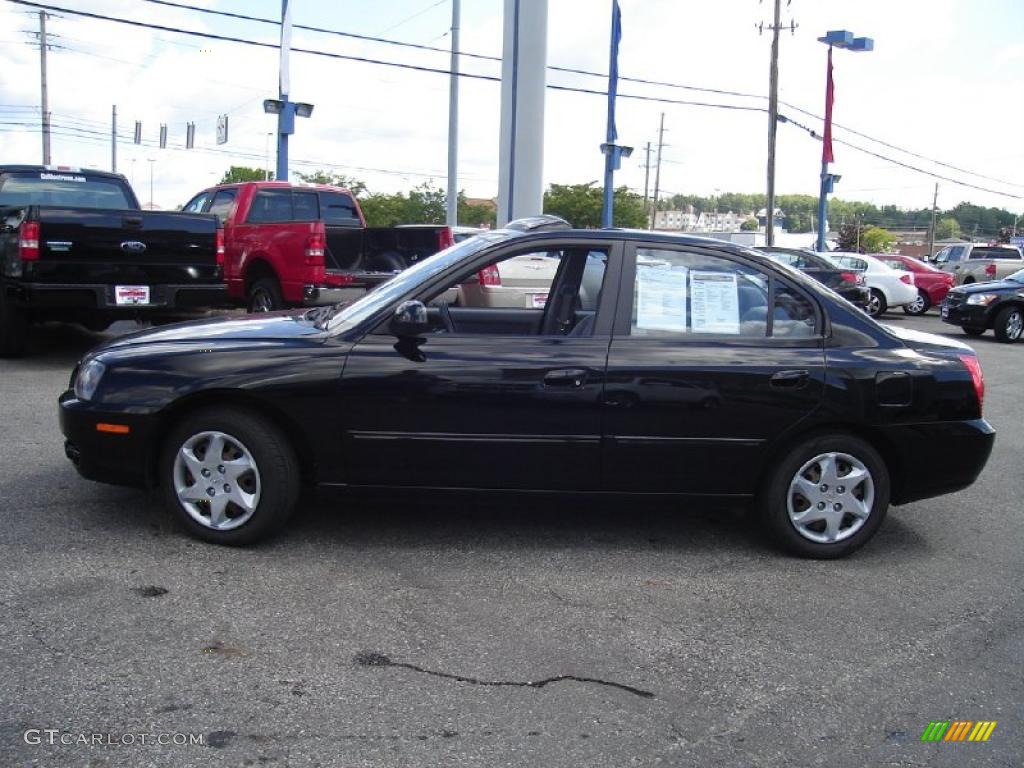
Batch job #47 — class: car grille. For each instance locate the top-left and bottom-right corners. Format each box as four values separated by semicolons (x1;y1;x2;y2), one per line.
944;292;965;309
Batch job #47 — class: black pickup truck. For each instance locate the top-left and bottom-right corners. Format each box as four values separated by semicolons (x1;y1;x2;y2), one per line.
0;165;224;355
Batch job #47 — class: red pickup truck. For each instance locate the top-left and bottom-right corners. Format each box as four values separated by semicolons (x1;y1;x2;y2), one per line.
182;181;457;311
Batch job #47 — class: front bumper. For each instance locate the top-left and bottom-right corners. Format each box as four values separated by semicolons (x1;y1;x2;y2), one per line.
59;391;158;488
940;298;990;329
15;282;227;312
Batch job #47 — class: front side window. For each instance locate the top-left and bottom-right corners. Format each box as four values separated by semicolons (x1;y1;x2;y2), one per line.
207;189;237;223
629;248;817;339
947;246;965;262
246;189;293;223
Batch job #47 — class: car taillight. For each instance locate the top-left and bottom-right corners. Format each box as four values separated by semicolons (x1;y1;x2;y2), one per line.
840;271;857;285
18;220;40;261
438;228;455;250
215;228;225;266
478;264;501;286
958;353;984;413
985;263;996;277
899;273;913;285
304;232;325;266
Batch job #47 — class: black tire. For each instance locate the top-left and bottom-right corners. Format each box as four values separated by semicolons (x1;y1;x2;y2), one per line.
992;304;1024;343
962;326;986;337
865;289;887;317
760;433;890;559
0;288;28;356
902;289;930;316
370;250;406;272
158;407;300;545
247;277;283;313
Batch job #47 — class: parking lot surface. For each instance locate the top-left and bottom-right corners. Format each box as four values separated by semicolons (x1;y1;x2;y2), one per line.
1;312;1021;767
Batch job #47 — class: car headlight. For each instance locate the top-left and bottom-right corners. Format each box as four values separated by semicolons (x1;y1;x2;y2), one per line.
966;293;998;306
74;359;106;401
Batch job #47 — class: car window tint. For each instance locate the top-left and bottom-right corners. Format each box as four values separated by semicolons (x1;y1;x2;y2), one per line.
630;248;768;338
207;189;237;224
293;191;319;221
320;191;361;225
772;283;818;337
246;189;293;223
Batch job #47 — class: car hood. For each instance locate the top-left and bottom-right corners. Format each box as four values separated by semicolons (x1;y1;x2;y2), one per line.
97;311;326;351
880;323;972;353
949;278;1024;294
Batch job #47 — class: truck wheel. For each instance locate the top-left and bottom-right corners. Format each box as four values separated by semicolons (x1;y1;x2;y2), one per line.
760;433;890;559
0;289;28;356
159;407;300;545
247;277;283;313
370;251;406;272
993;305;1023;343
865;289;887;317
902;290;930;316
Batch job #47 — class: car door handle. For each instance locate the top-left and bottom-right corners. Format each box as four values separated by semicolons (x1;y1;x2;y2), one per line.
770;370;810;388
543;368;588;388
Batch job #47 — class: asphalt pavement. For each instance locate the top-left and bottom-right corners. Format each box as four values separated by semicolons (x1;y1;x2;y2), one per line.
0;313;1021;768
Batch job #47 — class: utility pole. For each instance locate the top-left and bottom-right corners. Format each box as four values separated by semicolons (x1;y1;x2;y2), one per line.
765;0;781;246
147;158;155;209
650;113;666;230
641;141;652;217
927;182;938;260
38;10;51;165
446;0;461;226
111;105;117;173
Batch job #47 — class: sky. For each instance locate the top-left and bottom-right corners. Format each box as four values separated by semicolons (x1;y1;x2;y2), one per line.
0;0;1022;216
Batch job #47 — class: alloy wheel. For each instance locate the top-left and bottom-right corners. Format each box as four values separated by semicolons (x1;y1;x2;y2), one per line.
866;292;882;316
1005;309;1023;340
250;289;273;313
786;451;874;544
172;430;262;531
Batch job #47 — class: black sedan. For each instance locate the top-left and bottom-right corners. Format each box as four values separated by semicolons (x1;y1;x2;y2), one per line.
940;268;1024;342
755;246;870;309
60;218;994;558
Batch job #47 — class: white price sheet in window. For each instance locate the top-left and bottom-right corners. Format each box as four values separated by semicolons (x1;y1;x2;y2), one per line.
636;265;688;332
690;271;740;334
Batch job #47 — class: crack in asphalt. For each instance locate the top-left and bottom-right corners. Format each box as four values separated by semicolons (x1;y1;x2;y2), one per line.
354;651;655;699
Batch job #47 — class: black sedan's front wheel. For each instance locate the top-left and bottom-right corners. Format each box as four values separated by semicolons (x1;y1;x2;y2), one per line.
159;407;300;545
993;305;1023;343
762;434;890;559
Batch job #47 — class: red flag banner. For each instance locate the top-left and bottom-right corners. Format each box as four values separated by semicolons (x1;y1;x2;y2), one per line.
822;46;835;163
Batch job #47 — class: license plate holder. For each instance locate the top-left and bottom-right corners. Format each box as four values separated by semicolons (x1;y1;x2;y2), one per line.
115;285;150;306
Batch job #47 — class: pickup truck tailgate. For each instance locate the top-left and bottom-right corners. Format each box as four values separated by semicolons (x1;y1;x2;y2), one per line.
28;206;220;284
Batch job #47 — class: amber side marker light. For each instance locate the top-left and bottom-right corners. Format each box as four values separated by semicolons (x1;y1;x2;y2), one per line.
96;423;131;435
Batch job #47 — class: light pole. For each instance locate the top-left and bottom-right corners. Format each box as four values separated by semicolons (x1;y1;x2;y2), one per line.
815;30;873;252
600;0;631;228
264;0;313;182
147;158;155;208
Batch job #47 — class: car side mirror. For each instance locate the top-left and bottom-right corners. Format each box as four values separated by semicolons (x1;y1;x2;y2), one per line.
390;300;429;337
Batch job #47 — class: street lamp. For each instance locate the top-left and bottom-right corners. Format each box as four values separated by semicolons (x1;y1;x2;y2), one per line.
815;30;873;252
263;99;314;182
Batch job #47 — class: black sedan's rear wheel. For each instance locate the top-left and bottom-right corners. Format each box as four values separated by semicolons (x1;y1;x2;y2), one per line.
993;305;1023;343
761;433;890;558
902;289;930;316
865;289;887;317
159;407;300;545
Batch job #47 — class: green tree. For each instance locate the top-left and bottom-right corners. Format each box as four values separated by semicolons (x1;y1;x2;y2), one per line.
740;217;759;231
295;169;367;196
934;217;962;240
219;165;269;183
860;226;896;253
458;196;496;228
543;182;646;228
359;183;447;227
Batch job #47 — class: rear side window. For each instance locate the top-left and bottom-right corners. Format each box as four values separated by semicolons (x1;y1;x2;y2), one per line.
207;189;237;223
629;248;818;338
970;247;1021;260
319;192;361;226
0;172;133;209
246;189;293;223
182;191;211;213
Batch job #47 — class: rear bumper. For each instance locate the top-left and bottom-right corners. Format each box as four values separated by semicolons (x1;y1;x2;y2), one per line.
838;286;870;308
12;281;227;314
59;390;157;488
884;418;995;505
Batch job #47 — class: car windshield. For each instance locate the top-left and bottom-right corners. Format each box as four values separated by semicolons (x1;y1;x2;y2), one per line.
324;230;518;332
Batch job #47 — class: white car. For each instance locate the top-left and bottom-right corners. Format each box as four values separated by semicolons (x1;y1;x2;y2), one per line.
828;253;917;317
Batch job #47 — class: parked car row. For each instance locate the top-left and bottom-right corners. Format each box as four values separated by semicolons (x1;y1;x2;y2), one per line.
59;216;995;558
